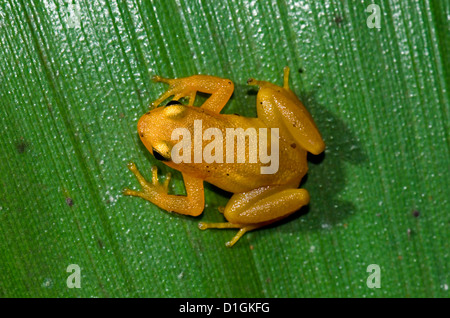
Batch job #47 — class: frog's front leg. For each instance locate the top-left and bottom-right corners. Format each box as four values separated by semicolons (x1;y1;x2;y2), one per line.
151;74;234;113
198;185;310;247
123;162;204;216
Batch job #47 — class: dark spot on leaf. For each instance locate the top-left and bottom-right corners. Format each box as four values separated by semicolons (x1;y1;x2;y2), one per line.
298;68;304;73
16;141;28;154
97;238;104;250
65;197;74;207
412;210;420;218
334;16;344;25
290;143;297;149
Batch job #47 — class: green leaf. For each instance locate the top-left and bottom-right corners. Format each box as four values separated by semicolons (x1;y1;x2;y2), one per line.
0;0;448;297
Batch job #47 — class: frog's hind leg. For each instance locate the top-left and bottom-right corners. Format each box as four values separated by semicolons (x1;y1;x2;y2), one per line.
198;185;310;247
198;222;273;247
249;66;325;155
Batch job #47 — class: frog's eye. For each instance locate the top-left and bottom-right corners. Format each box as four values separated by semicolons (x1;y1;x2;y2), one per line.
153;149;170;161
152;141;172;161
165;100;182;107
163;100;187;119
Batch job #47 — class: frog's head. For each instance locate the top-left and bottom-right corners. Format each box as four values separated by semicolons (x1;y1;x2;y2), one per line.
137;100;191;162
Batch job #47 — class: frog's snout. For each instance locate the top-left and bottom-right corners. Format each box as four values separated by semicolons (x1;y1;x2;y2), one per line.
137;114;149;139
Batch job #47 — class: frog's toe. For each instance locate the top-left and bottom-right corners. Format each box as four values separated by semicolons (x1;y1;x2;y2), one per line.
125;162;168;198
162;172;172;191
197;222;257;247
152;75;171;84
123;188;141;197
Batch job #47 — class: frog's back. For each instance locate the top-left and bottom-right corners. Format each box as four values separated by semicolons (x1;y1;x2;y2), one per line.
163;108;308;193
201;131;308;193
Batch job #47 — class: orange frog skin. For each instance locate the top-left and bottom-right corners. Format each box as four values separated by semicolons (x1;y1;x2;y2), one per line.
124;67;325;247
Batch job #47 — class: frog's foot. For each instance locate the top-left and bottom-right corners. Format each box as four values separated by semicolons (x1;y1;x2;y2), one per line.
200;186;310;247
151;75;197;107
124;163;205;216
198;222;270;247
123;162;171;200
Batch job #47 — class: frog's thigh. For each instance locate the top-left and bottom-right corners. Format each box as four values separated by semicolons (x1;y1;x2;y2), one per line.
257;89;325;155
224;185;310;224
